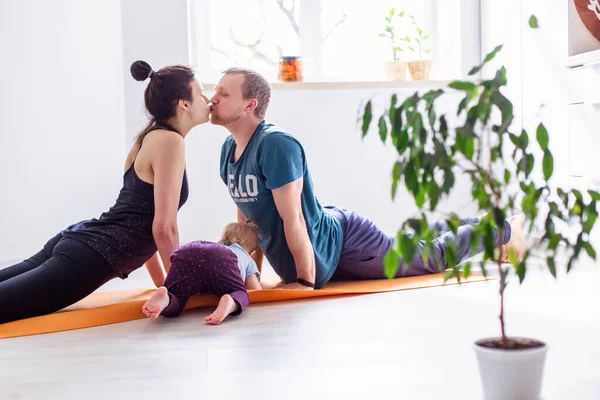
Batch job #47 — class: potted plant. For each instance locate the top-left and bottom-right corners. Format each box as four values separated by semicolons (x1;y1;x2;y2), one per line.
379;8;409;81
400;14;432;80
359;16;598;400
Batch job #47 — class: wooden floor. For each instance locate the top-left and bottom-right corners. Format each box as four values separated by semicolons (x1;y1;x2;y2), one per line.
0;258;599;400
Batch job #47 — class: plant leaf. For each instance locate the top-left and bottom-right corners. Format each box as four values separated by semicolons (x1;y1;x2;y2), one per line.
529;15;539;28
361;101;372;137
384;250;398;279
493;207;505;227
468;65;482;76
583;242;597;260
536;123;549;151
519;129;529;149
583;211;597;233
415;186;425;208
444;269;455;282
463;263;471;279
378;115;387;143
543;150;554;180
449;81;477;92
484;45;503;63
392;161;401;200
465;137;475;159
516;261;526;283
547;257;556;278
442;170;455;193
589;190;600;201
494;66;507;86
468;45;503;76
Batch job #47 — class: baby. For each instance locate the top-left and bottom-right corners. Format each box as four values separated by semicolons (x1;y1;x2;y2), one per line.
142;222;262;325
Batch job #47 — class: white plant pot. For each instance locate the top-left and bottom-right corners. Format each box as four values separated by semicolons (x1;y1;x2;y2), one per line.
474;338;548;400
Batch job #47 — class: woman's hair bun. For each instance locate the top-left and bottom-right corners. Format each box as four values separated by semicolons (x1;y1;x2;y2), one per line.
130;60;153;82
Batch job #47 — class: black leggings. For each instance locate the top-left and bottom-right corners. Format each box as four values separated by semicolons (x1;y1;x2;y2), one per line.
0;233;117;324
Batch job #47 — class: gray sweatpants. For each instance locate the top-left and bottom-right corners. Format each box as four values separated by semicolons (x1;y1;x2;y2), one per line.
326;206;510;281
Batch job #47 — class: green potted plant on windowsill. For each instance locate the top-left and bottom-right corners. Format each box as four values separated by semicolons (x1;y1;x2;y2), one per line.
360;15;598;400
379;8;409;81
400;14;432;80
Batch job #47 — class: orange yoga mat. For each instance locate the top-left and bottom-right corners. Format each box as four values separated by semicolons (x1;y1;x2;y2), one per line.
0;273;489;339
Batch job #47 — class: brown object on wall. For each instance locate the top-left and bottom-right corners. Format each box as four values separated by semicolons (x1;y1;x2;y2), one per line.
278;56;303;82
575;0;600;42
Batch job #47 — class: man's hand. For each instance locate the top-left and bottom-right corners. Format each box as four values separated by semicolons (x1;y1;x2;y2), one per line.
278;282;315;291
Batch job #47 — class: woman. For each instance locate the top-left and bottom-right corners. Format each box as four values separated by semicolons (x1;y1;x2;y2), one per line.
0;60;210;324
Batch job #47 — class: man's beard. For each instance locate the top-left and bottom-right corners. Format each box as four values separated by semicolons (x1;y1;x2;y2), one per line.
210;112;242;126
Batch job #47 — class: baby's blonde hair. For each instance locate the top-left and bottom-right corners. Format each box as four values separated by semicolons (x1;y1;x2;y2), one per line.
219;222;260;254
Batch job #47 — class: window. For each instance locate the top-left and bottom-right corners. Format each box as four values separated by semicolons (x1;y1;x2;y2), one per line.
190;0;477;83
207;0;301;78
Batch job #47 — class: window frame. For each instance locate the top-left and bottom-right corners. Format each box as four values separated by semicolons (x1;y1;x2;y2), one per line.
188;0;482;84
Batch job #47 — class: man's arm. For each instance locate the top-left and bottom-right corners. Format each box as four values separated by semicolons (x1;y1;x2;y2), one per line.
272;177;315;290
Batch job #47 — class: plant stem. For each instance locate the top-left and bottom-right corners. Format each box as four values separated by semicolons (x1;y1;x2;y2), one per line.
487;127;508;348
498;254;507;347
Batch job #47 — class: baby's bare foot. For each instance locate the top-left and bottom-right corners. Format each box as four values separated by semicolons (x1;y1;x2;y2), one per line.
142;286;169;320
205;294;237;325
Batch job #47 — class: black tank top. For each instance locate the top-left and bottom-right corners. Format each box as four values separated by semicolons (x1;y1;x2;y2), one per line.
62;124;189;278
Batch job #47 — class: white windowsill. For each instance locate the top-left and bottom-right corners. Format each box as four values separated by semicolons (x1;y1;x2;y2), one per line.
566;49;600;68
203;80;453;91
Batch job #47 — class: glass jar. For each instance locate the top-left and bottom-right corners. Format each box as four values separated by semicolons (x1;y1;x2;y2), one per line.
278;56;303;82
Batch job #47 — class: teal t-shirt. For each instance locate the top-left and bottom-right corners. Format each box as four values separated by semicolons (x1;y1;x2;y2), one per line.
219;121;343;288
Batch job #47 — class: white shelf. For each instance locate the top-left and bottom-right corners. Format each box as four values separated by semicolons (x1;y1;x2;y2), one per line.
204;80;453;91
566;49;600;68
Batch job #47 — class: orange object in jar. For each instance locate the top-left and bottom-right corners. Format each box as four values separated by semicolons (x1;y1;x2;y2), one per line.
278;56;303;82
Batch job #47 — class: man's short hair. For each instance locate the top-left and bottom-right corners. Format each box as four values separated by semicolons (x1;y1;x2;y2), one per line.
223;67;272;119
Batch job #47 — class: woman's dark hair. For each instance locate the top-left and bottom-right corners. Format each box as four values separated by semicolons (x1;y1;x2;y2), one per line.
130;60;196;146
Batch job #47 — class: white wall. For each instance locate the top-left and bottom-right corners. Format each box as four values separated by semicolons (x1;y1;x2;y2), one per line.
521;0;570;191
0;0;127;263
121;0;191;145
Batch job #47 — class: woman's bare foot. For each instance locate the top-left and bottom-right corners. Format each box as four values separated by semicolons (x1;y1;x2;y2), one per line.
205;294;238;325
142;286;170;320
500;214;527;263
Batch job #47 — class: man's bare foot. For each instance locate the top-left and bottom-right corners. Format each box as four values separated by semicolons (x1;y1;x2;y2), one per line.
499;214;527;263
142;286;170;320
205;294;238;325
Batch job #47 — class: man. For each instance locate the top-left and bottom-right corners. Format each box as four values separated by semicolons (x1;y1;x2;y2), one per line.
208;68;525;290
